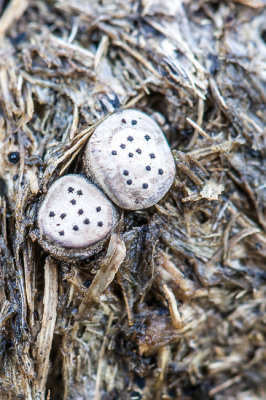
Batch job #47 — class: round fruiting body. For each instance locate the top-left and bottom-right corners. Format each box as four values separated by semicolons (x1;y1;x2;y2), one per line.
37;174;118;261
84;109;175;210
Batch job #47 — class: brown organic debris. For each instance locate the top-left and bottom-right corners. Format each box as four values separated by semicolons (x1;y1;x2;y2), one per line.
0;1;265;400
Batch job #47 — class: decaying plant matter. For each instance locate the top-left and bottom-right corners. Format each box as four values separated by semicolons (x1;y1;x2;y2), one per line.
0;1;265;399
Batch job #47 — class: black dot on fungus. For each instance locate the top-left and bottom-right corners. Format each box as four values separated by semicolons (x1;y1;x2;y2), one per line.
122;119;126;123
127;136;134;142
127;179;132;185
68;187;74;193
96;207;101;212
136;148;142;154
111;150;117;155
77;190;83;196
78;209;84;215
149;153;155;159
145;135;150;141
49;211;55;217
128;152;133;158
59;231;64;236
84;219;90;224
73;225;79;231
60;213;66;219
142;183;148;189
70;199;76;205
123;170;129;176
131;120;137;125
98;221;103;227
146;166;151;171
8;151;20;164
158;169;164;175
120;144;126;149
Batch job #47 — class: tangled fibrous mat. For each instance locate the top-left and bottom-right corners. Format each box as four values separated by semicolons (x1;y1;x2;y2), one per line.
0;1;265;399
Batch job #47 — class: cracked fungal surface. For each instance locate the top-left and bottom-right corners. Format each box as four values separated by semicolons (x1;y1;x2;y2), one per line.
84;109;176;210
38;175;118;259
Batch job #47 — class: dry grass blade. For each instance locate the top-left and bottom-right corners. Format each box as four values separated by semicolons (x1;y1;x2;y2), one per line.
233;0;266;7
77;234;126;319
0;0;29;37
0;1;265;399
34;258;58;400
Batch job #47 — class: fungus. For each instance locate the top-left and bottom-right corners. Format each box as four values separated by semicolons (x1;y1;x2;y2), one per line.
83;109;175;210
37;175;118;261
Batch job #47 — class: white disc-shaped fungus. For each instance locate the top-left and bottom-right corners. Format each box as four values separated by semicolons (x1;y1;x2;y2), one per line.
84;109;175;210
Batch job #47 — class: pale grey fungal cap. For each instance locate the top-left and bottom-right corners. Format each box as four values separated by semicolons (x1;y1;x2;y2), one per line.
38;175;118;260
84;109;176;210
